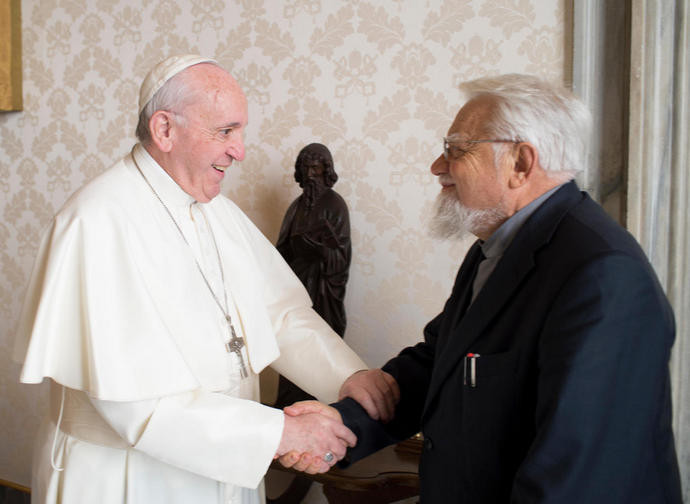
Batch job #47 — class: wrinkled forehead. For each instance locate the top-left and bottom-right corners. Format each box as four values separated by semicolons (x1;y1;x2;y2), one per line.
181;65;247;121
447;95;497;139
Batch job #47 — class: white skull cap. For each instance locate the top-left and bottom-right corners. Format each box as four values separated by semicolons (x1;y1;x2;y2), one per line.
138;54;218;115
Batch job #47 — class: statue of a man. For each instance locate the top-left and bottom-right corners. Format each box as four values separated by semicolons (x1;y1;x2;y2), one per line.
277;143;351;336
274;143;352;406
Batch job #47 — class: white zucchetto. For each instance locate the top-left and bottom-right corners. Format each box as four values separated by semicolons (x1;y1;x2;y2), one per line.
138;54;217;115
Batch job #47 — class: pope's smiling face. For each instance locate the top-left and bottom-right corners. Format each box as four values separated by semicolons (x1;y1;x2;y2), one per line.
167;64;247;203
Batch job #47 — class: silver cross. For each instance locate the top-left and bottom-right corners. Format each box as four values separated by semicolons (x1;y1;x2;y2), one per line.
224;316;248;379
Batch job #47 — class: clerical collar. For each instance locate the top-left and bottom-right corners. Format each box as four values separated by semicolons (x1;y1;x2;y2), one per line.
132;143;196;210
480;183;564;259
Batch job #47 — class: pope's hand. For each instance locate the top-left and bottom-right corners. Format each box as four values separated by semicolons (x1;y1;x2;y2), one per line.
338;369;400;422
276;407;356;474
283;400;341;421
278;401;345;473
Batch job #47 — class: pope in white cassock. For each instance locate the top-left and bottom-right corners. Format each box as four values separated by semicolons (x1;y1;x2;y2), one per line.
13;55;371;504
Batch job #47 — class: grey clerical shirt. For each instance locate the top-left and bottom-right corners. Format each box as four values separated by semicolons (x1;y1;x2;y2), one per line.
471;184;565;303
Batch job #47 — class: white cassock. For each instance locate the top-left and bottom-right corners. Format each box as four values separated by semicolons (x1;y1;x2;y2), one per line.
13;144;367;504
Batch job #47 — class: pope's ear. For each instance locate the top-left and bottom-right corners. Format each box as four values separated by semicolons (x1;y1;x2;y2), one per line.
509;142;539;189
148;111;175;153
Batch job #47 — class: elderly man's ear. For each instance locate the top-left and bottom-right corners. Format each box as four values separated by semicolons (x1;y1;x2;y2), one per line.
149;111;175;153
508;142;539;189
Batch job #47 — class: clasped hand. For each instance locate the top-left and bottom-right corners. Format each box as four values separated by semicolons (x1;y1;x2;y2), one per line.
276;369;400;474
276;401;352;474
338;369;400;423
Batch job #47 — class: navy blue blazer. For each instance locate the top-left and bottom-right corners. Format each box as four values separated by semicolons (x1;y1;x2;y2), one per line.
335;182;681;503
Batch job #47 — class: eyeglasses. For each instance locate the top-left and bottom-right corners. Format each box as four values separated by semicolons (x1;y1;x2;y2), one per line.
443;137;518;161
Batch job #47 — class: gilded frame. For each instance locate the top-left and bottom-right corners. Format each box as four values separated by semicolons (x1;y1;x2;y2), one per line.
0;0;22;111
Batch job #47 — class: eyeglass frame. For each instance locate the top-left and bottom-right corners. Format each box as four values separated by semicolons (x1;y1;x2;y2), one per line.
443;136;519;161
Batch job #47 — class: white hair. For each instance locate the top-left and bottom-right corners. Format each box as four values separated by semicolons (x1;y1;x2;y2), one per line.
460;74;591;182
135;61;220;144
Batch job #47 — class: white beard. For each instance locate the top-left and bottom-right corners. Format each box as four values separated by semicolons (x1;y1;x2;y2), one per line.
429;190;506;240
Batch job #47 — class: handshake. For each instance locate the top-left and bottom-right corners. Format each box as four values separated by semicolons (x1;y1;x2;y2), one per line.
274;369;400;474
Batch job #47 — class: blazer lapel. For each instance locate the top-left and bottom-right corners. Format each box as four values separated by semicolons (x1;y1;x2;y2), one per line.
433;241;485;354
422;182;584;417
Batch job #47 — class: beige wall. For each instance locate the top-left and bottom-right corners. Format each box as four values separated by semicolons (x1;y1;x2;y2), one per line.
0;0;568;486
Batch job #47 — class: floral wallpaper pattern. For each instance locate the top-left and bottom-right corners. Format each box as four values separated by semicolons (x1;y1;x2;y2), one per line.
0;0;566;487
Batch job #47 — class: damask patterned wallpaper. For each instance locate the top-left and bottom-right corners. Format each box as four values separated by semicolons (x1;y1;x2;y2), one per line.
0;0;568;486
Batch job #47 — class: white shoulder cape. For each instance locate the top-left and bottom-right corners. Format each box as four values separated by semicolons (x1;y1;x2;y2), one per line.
13;151;318;401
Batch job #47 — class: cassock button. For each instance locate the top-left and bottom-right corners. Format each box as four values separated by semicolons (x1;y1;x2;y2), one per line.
424;436;434;451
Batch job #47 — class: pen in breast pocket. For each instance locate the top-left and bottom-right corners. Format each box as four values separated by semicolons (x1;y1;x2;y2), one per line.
463;353;480;388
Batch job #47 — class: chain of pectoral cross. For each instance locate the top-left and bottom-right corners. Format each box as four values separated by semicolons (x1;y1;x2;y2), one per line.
193;214;249;380
132;151;248;379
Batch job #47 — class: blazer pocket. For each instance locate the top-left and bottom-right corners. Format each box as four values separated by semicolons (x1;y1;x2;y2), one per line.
460;349;524;448
459;349;522;421
466;349;520;385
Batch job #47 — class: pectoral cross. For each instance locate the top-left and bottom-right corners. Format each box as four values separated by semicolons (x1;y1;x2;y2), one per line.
224;315;248;379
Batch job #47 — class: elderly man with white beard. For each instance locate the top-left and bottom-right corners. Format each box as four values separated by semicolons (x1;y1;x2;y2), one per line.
280;74;682;504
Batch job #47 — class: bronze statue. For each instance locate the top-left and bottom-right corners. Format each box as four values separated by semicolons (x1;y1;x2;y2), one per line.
274;143;351;406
